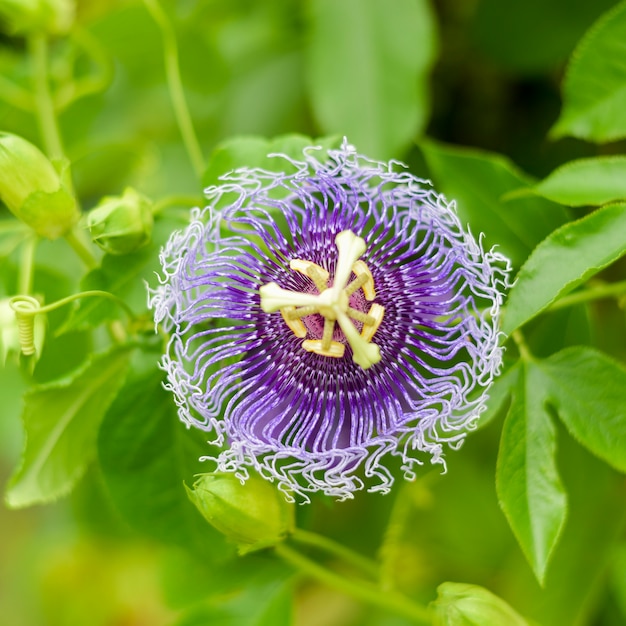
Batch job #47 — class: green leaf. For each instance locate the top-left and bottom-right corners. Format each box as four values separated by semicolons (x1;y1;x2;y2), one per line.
202;133;342;190
551;1;626;142
419;140;569;267
98;364;232;562
59;248;151;332
496;360;567;584
305;0;438;159
171;558;293;626
502;203;626;335
611;543;626;619
476;363;519;429
538;347;626;473
471;0;616;74
5;347;132;508
532;156;626;206
59;215;182;333
0;220;28;262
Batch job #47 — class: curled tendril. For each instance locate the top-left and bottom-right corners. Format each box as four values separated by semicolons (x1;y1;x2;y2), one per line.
9;295;41;356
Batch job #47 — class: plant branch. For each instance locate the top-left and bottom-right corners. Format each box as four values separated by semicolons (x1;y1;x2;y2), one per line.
64;229;98;269
18;235;38;295
274;543;431;624
511;329;533;361
143;0;205;179
28;34;64;159
291;528;379;580
549;280;626;311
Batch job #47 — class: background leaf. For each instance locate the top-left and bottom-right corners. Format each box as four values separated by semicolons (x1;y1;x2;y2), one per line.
202;133;342;189
532;156;626;206
502;203;626;335
5;347;132;508
419;140;569;267
305;0;438;159
471;0;616;73
551;1;626;142
539;346;626;473
496;361;567;584
98;361;232;562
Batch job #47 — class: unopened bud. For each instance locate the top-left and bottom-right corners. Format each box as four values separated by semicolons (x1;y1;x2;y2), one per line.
430;583;530;626
186;473;295;554
0;133;79;239
0;0;74;35
85;188;153;256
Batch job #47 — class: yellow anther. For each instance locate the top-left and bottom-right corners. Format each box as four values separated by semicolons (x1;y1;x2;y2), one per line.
303;339;345;358
289;259;329;292
281;307;307;338
361;303;385;342
352;260;375;300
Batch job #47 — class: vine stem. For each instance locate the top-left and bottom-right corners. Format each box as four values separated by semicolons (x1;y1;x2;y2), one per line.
511;329;533;361
11;290;137;321
152;194;204;216
64;229;98;269
274;543;431;624
18;235;38;295
28;34;64;159
291;528;379;579
143;0;205;179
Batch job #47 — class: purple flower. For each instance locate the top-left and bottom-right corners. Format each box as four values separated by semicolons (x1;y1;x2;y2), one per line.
149;141;510;501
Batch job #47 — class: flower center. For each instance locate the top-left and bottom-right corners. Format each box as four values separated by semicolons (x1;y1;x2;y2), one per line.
259;230;384;370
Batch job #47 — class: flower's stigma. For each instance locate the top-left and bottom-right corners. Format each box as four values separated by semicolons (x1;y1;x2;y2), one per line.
259;230;383;369
259;282;322;312
332;231;367;298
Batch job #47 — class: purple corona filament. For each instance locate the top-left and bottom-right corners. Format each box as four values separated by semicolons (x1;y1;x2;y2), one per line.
149;141;510;501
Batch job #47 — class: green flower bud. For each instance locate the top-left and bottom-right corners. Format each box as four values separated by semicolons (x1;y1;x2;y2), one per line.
85;188;153;256
0;0;74;35
0;133;79;239
430;583;531;626
186;473;295;554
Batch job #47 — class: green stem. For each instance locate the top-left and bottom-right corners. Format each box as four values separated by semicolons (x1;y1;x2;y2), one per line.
291;529;379;580
152;194;204;216
549;280;626;311
275;544;431;624
55;27;114;111
64;229;98;269
28;34;64;159
511;329;533;362
143;0;205;179
11;290;137;320
18;235;38;295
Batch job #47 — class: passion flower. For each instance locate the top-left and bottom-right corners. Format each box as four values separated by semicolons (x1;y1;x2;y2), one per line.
150;141;510;501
